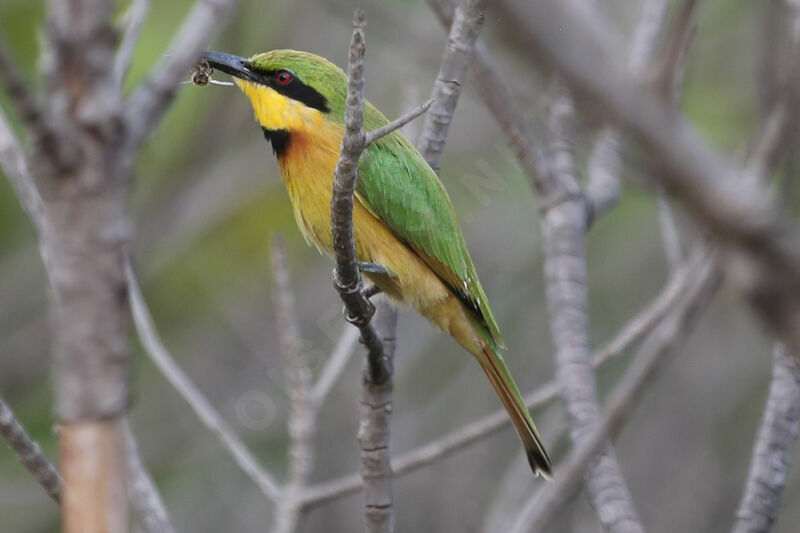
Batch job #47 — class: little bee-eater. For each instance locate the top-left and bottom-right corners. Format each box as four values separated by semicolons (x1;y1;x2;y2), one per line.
201;50;552;477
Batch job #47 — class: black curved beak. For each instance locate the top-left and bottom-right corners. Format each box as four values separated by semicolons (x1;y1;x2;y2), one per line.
201;51;260;82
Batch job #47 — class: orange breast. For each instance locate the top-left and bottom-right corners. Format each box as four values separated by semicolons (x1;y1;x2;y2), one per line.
276;128;460;335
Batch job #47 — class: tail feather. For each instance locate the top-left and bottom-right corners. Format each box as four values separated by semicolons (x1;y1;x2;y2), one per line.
477;340;552;478
416;284;552;477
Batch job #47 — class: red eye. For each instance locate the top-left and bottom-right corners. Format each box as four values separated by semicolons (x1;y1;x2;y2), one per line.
276;70;293;85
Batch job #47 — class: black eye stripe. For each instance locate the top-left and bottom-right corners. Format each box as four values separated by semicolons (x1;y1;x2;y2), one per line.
247;67;330;113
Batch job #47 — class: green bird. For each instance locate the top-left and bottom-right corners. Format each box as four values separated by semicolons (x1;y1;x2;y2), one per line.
201;49;551;477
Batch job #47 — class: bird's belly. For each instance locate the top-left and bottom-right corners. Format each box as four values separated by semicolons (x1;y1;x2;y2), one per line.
283;173;454;316
278;144;478;352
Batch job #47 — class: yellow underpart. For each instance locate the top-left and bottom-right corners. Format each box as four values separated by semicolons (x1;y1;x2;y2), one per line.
236;80;485;356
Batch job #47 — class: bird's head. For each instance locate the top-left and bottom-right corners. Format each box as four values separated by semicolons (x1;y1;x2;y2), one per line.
202;50;348;138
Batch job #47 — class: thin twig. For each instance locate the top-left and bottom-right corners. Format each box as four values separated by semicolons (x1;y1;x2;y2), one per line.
731;344;800;533
586;0;679;225
658;196;683;268
299;251;704;509
512;251;722;533
0;108;46;233
114;0;153;91
0;35;43;134
364;99;433;146
124;0;240;151
125;259;281;502
652;0;702;269
124;420;176;533
417;0;488;173
585;0;674;221
0;395;62;504
311;326;360;403
746;4;800;180
270;236;315;533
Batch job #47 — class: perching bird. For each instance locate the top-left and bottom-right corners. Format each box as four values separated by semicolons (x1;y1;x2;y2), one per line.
200;50;552;477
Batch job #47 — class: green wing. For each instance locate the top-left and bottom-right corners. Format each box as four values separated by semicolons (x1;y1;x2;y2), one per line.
356;102;504;346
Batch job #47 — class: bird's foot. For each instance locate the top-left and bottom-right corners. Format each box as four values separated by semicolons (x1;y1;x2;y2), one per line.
357;261;391;276
362;284;382;299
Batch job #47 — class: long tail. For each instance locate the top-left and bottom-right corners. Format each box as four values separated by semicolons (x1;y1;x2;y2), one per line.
475;335;552;478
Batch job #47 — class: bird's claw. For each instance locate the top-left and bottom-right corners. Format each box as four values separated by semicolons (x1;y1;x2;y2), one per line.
357;262;391;276
362;284;382;299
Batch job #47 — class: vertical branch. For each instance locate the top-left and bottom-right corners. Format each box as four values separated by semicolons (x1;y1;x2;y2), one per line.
329;9;435;532
270;236;315;533
357;301;397;533
39;1;130;530
331;9;389;383
542;83;644;533
330;10;390;533
731;345;800;533
343;2;490;524
417;0;487;173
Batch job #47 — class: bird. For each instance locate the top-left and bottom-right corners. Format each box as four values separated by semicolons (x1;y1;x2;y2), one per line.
200;49;552;477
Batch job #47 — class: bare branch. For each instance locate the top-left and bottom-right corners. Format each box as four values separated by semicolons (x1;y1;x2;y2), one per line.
426;0;558;197
358;300;397;533
0;35;42;133
0;395;62;504
124;421;176;533
417;0;487;172
542;81;644;532
311;326;360;403
629;0;673;73
363;99;433;146
270;236;315;533
512;251;722;533
331;8;389;384
586;0;678;223
124;0;240;151
585;128;623;224
330;11;396;532
746;4;800;180
0;35;71;168
114;0;153;91
0;108;46;232
494;0;800;359
658;197;683;268
299;251;705;509
731;344;800;533
125;260;281;502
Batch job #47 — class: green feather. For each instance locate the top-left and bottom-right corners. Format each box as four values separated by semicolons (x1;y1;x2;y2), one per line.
358;103;504;347
246;49;504;346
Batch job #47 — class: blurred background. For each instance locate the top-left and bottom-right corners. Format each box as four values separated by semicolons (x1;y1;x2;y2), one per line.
1;0;797;531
